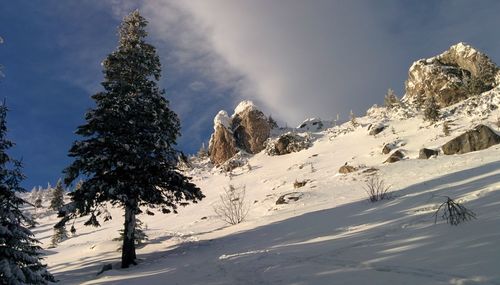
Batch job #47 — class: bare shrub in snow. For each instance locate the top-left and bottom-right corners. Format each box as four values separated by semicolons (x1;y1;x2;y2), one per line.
433;196;476;226
213;185;249;225
364;175;391;202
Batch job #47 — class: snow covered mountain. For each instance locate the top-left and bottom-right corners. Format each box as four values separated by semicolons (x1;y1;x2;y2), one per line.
30;44;500;284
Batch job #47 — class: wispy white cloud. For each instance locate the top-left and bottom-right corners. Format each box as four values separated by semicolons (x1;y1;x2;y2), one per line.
70;0;500;145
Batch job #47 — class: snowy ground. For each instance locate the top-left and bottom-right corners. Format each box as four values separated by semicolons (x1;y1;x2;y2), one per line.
32;91;500;284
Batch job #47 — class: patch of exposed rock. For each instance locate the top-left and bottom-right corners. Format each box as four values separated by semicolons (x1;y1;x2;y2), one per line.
265;132;312;156
339;164;356;174
233;104;271;154
419;148;439;159
209;101;271;166
382;143;394;154
276;192;304;205
384;150;405;163
209;124;237;166
405;43;499;107
368;123;386;136
442;124;500;155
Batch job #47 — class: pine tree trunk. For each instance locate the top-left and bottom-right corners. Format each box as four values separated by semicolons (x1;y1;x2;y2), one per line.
121;199;137;268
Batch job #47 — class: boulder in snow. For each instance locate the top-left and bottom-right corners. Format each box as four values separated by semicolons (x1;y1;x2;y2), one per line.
338;164;357;174
419;148;439;159
265;132;312;156
382;143;394;154
442;124;500;155
369;124;386;136
276;192;304;205
384;150;405;163
297;118;324;131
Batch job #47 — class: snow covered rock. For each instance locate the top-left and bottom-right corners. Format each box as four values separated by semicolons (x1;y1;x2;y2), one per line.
209;101;271;166
275;192;303;205
265;132;312;156
384;150;405;163
220;151;249;172
297;118;324;131
404;42;499;107
232;102;271;154
338;164;356;174
209;124;237;166
213;110;231;131
382;143;395;154
442;124;500;155
368;123;386;136
418;148;439;159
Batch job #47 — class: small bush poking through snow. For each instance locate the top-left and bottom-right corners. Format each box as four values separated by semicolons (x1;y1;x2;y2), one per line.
433;196;476;226
364;175;391;202
213;185;249;225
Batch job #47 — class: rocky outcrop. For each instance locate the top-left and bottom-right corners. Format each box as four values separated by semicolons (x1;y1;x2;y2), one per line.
209;101;271;166
442;125;500;155
209;124;237;166
405;43;499;107
265;132;312;156
419;148;439;159
384;150;405;163
232;104;271;154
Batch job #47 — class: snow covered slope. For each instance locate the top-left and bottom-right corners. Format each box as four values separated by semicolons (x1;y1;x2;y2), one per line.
32;89;500;285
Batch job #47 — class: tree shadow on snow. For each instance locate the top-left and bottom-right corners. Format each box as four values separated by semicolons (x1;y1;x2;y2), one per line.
57;161;500;285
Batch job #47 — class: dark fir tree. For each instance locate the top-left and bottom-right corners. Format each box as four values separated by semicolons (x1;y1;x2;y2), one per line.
0;103;55;284
49;178;65;212
62;10;204;268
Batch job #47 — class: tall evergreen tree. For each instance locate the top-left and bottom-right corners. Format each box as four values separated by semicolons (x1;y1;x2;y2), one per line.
49;179;64;212
0;103;55;284
62;10;204;268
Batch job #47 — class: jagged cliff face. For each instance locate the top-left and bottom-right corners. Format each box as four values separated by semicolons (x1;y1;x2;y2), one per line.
405;43;500;107
209;101;271;166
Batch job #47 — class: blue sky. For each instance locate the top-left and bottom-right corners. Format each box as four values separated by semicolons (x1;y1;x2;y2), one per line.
1;0;500;189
